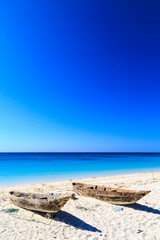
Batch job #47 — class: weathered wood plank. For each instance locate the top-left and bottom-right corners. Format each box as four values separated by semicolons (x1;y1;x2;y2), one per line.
72;182;150;205
10;191;72;213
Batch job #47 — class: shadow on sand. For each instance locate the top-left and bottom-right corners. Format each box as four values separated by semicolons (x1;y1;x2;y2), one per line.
54;210;101;232
32;210;101;232
125;203;160;215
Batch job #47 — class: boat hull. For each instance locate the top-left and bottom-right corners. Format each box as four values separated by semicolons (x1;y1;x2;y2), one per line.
10;192;71;213
72;182;151;205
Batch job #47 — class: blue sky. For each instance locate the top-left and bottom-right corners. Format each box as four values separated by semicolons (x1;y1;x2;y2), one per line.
0;0;160;152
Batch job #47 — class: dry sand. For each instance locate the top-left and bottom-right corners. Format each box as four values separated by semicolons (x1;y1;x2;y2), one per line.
0;172;160;240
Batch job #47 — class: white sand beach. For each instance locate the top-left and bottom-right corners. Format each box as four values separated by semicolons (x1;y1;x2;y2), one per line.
0;172;160;240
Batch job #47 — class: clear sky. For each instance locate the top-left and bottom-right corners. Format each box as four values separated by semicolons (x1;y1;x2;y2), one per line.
0;0;160;152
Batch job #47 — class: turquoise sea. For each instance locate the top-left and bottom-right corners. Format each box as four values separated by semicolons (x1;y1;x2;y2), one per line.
0;153;160;186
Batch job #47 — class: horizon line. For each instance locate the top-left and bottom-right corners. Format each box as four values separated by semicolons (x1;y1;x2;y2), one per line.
0;151;160;154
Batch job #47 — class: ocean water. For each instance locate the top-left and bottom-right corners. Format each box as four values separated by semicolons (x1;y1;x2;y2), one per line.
0;153;160;186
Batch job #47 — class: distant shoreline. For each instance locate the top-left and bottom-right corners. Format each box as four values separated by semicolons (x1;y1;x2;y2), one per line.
1;152;160;186
1;169;160;187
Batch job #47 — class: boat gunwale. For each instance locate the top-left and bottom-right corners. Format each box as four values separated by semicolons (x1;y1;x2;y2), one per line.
9;191;72;202
72;182;151;195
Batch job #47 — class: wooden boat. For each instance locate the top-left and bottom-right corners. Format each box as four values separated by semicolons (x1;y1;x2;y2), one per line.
72;182;151;205
9;191;72;214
